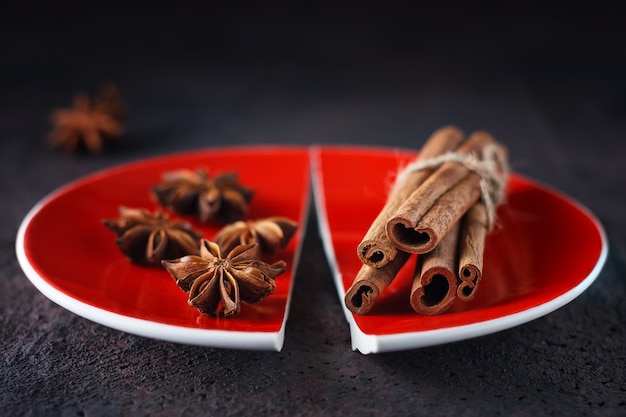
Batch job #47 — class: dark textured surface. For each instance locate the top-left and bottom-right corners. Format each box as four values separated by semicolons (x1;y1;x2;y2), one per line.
2;3;625;416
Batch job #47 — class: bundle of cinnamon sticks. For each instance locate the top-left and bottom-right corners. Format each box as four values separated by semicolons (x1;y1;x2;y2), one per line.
345;126;509;315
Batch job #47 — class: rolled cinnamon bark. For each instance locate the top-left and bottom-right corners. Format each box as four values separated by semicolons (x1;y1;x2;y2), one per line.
407;172;482;254
386;131;497;254
410;221;460;315
344;251;411;315
457;202;488;301
356;126;464;268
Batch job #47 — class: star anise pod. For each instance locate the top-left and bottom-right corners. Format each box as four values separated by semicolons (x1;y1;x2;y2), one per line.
214;217;298;255
161;239;286;317
152;168;254;224
103;207;202;266
49;83;124;153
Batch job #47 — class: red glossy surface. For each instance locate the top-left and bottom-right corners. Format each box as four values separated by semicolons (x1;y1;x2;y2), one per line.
316;147;605;335
23;147;310;333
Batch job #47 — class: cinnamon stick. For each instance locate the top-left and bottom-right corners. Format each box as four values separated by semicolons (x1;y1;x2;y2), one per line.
356;126;464;268
410;221;460;315
344;250;411;315
386;131;498;254
457;202;488;301
407;172;481;254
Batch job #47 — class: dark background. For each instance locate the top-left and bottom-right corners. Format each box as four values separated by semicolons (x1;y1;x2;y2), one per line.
2;2;625;416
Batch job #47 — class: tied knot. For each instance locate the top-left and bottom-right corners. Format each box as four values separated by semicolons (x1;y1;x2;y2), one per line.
396;144;509;229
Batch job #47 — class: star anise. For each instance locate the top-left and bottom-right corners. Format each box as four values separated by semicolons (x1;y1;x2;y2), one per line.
161;239;286;317
49;83;125;153
103;207;202;265
214;217;298;255
152;168;254;224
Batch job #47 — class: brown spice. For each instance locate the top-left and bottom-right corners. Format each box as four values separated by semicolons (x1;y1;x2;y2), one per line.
161;239;286;317
410;221;460;315
386;131;505;254
49;83;124;153
103;207;202;265
356;126;465;268
346;127;509;315
344;251;411;315
407;173;481;253
457;202;488;301
213;217;298;255
152;169;254;224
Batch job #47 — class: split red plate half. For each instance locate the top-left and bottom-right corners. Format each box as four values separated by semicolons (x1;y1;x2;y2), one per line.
311;146;607;353
16;147;310;351
16;146;607;352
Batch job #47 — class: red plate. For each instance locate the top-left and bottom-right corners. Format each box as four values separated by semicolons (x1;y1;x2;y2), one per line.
16;147;310;351
312;146;607;354
17;146;607;353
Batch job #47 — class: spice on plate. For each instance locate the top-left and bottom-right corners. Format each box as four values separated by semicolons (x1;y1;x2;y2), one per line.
344;250;411;315
386;130;507;254
48;82;125;153
356;125;464;268
162;239;286;317
103;206;202;265
152;169;254;224
344;126;509;315
346;126;464;314
213;217;298;255
410;221;460;315
456;201;488;301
